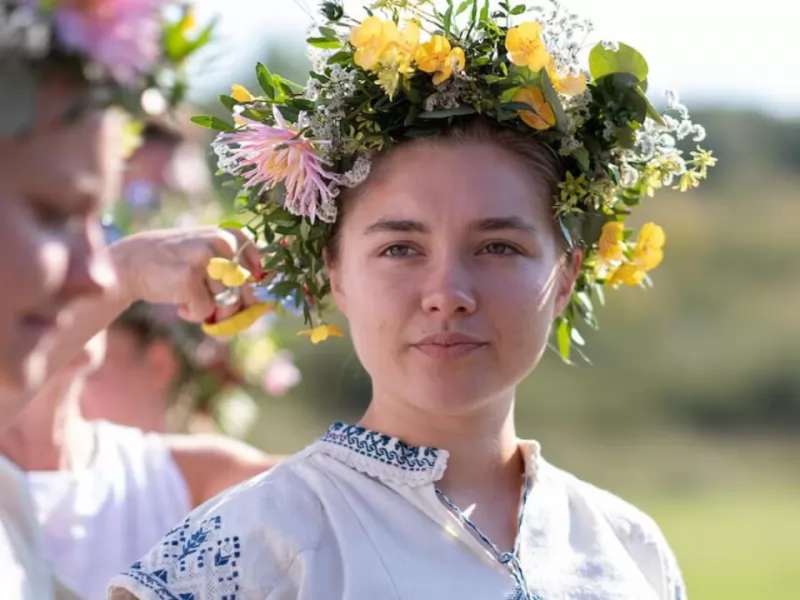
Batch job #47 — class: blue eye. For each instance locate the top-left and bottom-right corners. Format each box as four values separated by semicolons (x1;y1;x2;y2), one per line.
381;244;416;258
481;242;519;255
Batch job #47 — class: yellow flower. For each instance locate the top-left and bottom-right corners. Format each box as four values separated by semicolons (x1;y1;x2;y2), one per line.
505;22;550;71
597;222;625;264
202;303;273;337
230;84;255;103
415;35;465;85
545;58;586;96
512;86;556;130
207;257;252;287
676;170;701;192
350;16;399;71
375;22;420;98
607;222;666;286
608;263;645;286
386;21;420;71
690;148;718;178
298;324;345;344
632;222;665;271
179;8;196;35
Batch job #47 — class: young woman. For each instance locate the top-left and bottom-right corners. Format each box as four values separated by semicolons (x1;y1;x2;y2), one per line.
0;2;209;597
1;323;283;600
104;1;715;598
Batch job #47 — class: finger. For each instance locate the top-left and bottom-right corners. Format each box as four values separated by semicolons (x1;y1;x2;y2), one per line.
180;266;222;323
207;277;244;324
226;228;264;278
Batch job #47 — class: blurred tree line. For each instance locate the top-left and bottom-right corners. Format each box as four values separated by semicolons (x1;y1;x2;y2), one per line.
191;42;800;441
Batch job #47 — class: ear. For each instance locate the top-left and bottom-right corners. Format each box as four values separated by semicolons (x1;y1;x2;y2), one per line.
323;249;348;317
554;249;583;317
143;340;180;394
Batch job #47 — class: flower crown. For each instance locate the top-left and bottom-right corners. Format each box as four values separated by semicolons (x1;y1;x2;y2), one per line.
197;0;716;363
0;0;213;137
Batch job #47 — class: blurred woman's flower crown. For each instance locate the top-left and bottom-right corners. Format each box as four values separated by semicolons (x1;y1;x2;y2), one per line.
0;0;213;136
196;0;717;363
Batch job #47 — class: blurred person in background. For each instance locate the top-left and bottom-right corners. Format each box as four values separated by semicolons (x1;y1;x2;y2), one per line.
0;300;291;600
0;1;210;597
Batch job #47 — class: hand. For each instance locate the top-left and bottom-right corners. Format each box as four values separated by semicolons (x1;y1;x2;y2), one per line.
110;227;263;324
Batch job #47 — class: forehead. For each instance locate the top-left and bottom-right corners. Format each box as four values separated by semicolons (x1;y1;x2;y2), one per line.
347;140;552;227
0;103;124;209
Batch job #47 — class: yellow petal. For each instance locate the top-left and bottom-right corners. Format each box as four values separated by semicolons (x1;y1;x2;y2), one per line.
207;257;234;281
637;223;666;249
608;263;645;287
597;222;625;263
450;47;466;72
557;73;587;96
221;264;252;287
512;87;556;130
298;324;345;344
202;303;272;337
230;84;255;103
350;16;383;47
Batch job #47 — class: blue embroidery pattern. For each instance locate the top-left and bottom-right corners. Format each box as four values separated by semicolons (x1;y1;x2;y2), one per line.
320;421;440;472
120;515;241;600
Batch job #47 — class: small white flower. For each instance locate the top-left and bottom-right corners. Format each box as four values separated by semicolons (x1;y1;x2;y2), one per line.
691;124;707;142
676;120;693;140
621;164;639;188
340;154;372;188
601;40;619;51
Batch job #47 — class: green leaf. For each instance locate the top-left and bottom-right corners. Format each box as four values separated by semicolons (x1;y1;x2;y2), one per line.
270;281;299;298
418;105;477;119
307;37;341;49
218;220;245;230
556;318;572;362
326;50;352;65
510;4;526;15
318;26;338;39
456;0;473;17
572;147;591;173
480;0;490;22
218;94;238;112
638;88;665;125
589;42;648;83
286;98;317;111
539;69;568;133
190;115;235;132
256;63;275;99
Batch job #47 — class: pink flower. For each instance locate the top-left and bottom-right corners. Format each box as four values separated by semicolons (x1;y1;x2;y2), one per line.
213;105;340;223
53;0;164;85
261;352;301;396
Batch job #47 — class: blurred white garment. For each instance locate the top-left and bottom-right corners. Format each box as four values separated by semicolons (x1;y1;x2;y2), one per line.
0;454;58;599
27;420;191;600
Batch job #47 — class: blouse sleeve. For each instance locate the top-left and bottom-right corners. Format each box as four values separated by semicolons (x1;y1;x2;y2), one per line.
107;466;323;600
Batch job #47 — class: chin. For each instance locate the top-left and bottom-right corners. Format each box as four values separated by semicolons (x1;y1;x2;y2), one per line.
404;374;506;416
0;353;45;421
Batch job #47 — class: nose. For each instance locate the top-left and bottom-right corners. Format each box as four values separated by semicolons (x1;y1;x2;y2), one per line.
420;258;477;318
60;220;117;302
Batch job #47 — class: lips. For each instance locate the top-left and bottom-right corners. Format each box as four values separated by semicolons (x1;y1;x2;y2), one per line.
412;332;488;360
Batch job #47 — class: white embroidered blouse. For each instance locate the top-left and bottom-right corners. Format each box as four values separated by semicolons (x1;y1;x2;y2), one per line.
108;422;687;600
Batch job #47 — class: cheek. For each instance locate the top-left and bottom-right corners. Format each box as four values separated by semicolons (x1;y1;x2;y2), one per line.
482;259;558;354
0;206;69;310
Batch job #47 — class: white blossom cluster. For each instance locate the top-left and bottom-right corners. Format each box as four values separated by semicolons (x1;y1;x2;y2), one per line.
612;90;707;188
527;0;593;75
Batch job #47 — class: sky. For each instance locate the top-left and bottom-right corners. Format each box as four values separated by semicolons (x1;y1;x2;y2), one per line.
188;0;800;117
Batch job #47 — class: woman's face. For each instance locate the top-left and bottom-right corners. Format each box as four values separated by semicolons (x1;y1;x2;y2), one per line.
328;139;578;416
0;78;122;402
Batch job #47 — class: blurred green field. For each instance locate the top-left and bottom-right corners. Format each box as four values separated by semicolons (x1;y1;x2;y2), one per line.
641;488;800;600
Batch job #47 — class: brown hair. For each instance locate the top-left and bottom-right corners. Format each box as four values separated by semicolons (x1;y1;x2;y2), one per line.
325;117;566;262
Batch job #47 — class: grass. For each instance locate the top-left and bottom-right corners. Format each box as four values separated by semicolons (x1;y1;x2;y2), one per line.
636;488;800;600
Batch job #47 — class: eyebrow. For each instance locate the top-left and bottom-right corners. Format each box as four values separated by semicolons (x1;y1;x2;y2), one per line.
363;216;538;236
